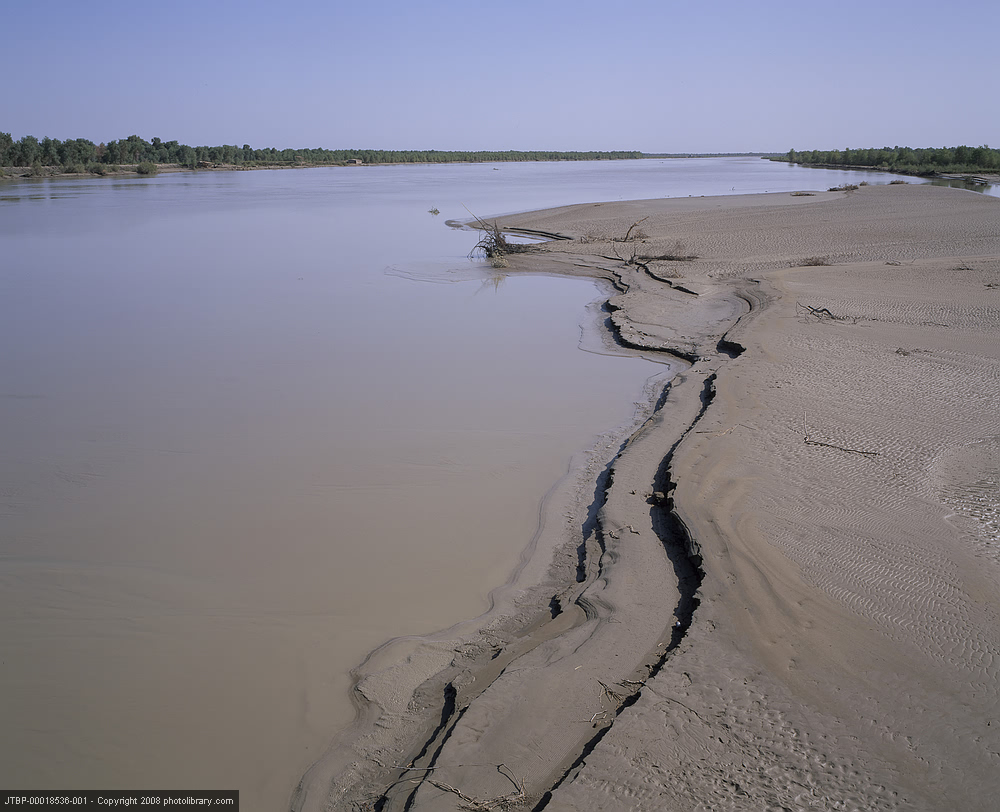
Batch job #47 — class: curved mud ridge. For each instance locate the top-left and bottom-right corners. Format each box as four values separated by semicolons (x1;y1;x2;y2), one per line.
531;376;717;812
292;212;752;812
361;247;747;811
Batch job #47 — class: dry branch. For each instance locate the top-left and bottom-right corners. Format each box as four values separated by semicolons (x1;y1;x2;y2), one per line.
643;241;697;262
598;679;625;705
796;302;858;323
802;413;879;457
465;205;534;269
427;764;524;811
622;217;649;242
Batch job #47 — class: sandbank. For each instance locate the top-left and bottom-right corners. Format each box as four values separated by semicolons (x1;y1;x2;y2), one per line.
297;184;1000;811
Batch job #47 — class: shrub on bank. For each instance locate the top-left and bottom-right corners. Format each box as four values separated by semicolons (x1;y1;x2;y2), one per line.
136;161;158;175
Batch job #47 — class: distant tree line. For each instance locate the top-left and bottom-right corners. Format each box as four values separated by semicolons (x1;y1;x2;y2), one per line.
322;149;647;164
774;145;999;175
0;132;645;172
647;151;778;158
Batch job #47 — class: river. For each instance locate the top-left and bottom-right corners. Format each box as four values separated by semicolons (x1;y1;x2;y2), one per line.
0;158;943;810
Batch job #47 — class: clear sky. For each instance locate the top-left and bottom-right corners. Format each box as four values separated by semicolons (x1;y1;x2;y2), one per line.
4;0;997;153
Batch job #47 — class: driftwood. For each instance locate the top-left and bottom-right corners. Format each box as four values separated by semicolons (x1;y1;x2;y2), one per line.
802;413;879;457
385;763;525;811
796;302;859;324
694;423;748;436
804;437;880;457
427;764;524;811
598;679;625;707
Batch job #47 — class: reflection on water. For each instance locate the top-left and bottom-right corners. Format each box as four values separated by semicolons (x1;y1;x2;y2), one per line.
0;158;918;811
478;272;508;293
927;176;998;195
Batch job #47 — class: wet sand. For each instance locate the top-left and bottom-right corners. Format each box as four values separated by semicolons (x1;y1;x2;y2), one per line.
308;184;1000;811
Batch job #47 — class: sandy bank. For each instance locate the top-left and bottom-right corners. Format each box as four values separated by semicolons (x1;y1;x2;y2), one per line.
301;184;1000;811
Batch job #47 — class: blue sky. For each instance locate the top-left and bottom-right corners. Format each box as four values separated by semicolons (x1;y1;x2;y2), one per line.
5;0;997;152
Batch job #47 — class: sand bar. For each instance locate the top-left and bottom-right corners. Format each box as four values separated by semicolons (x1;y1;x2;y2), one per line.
302;184;1000;811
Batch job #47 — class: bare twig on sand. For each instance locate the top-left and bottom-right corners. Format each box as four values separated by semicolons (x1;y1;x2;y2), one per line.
644;240;698;262
694;424;748;436
598;679;625;706
611;240;697;267
804;437;880;456
611;242;641;266
621;217;649;242
660;695;709;723
802;412;880;457
428;764;525;811
797;302;835;319
796;301;859;324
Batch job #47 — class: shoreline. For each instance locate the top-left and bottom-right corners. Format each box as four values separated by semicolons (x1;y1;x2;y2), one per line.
299;184;1000;810
288;272;688;810
0;154;787;182
5;159;995;190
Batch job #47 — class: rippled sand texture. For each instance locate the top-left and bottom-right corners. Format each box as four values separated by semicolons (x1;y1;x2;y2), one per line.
318;185;1000;811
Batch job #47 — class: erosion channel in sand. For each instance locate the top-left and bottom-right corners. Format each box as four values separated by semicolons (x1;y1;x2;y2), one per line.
305;183;1000;811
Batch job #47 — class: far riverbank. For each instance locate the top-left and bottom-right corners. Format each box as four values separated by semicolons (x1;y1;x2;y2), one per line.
0;154;781;182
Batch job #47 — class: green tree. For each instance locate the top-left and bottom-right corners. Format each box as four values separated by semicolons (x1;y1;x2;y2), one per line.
60;138;96;165
121;134;150;163
179;145;197;168
40;136;61;165
16;135;40;166
103;139;123;164
0;131;13;165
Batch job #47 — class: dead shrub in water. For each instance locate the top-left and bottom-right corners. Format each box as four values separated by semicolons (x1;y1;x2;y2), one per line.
828;183;860;192
469;219;533;269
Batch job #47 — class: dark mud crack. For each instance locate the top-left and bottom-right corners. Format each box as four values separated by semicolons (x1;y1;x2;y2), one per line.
372;255;735;810
531;376;715;810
